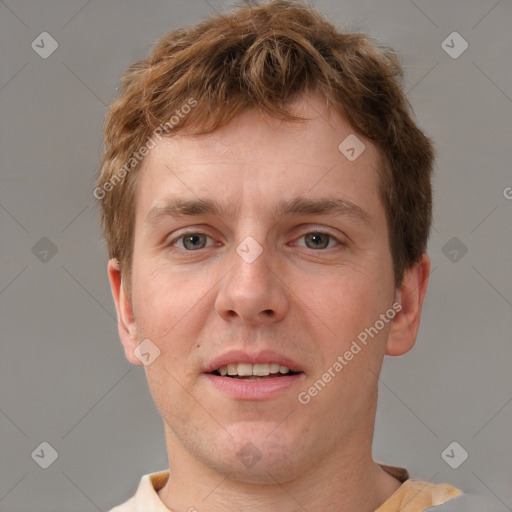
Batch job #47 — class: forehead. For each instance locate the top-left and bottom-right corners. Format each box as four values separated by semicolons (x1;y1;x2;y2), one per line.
135;95;384;220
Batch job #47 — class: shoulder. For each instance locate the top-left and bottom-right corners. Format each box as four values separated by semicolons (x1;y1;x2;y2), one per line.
377;479;462;511
108;496;136;512
405;479;463;506
423;491;510;512
107;471;170;512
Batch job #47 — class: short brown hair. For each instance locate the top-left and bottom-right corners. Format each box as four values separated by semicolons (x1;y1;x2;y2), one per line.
96;0;434;290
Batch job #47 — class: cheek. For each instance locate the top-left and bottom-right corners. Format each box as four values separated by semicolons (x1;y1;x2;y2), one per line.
131;260;210;342
298;265;386;334
294;268;394;384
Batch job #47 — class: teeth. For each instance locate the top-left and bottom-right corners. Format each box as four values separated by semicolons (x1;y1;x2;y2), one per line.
253;363;269;376
269;363;280;373
216;363;292;377
237;363;253;377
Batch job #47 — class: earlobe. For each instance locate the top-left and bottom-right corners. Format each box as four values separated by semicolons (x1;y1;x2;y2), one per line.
107;258;142;366
385;253;431;357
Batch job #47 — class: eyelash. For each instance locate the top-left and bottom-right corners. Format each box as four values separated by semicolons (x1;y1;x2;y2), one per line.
293;230;342;249
170;232;216;251
168;229;343;251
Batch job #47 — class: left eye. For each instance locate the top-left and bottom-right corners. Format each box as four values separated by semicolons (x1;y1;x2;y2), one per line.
173;233;214;250
296;232;339;250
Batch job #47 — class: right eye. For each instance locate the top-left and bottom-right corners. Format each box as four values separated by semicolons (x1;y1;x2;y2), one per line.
172;233;214;250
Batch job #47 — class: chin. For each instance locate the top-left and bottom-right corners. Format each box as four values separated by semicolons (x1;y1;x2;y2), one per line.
205;424;311;484
207;449;306;485
165;409;321;483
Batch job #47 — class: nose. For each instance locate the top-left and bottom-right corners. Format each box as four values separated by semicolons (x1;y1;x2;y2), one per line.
215;242;289;326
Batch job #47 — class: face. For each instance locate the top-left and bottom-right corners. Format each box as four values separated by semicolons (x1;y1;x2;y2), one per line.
110;94;427;484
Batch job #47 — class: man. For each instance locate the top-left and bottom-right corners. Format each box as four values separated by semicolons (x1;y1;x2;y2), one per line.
96;1;463;510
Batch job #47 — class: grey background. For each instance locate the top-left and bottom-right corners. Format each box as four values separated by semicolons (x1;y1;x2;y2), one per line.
1;0;511;511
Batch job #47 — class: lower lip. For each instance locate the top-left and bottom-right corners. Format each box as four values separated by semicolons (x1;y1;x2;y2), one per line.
204;373;305;400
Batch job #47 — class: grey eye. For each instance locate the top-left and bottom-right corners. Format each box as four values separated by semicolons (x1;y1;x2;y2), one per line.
180;234;208;250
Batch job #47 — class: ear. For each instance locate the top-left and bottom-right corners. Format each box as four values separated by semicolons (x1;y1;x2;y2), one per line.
385;253;431;357
107;258;142;366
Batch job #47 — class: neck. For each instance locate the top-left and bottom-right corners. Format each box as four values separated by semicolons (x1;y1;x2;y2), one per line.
157;425;401;512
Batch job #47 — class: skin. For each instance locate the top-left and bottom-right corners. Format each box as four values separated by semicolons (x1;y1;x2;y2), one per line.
109;94;430;512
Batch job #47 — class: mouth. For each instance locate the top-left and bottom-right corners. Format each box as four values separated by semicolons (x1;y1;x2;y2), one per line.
204;353;305;400
210;362;301;380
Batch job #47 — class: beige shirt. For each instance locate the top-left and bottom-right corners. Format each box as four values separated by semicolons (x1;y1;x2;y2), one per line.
109;465;462;512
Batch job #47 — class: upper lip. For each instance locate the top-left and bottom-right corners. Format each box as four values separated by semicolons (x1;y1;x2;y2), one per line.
204;349;303;374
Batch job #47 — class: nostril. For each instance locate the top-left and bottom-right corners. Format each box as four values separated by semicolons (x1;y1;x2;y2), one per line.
262;309;274;316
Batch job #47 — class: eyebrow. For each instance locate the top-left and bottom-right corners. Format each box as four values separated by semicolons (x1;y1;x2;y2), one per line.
273;197;372;227
145;196;373;228
145;199;237;226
